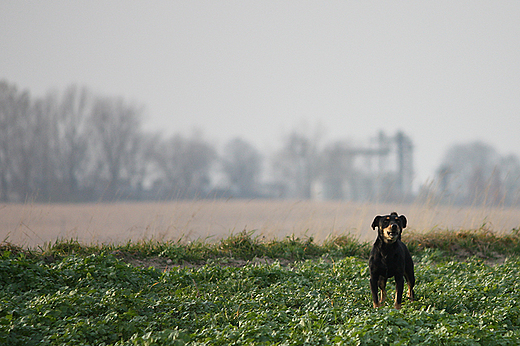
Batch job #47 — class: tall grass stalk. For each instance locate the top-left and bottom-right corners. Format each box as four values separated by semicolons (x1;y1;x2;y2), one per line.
3;227;520;265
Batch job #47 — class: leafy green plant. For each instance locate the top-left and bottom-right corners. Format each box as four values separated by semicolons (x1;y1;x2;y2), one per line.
2;230;520;345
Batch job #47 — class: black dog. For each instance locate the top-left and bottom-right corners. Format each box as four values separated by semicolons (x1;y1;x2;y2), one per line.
369;212;415;309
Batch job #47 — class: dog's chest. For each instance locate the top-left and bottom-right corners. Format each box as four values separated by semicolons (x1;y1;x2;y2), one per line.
370;246;404;277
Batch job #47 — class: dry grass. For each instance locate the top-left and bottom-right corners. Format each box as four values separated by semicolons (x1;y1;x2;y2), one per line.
1;199;520;248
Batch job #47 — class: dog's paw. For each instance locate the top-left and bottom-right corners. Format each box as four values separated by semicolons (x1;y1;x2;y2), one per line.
407;287;415;301
379;291;387;304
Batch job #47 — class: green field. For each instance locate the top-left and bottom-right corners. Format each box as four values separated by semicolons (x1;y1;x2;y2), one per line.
2;229;520;345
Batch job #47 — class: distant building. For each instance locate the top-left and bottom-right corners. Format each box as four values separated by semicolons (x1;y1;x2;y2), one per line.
313;131;414;202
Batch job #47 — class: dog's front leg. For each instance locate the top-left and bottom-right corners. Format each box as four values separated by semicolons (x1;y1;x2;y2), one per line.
378;276;387;305
370;275;381;308
394;275;405;309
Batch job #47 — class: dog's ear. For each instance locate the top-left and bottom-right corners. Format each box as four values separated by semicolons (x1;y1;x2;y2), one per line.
371;215;382;230
399;214;407;229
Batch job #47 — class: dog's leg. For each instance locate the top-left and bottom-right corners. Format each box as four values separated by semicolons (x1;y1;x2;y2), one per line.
404;270;415;302
370;275;381;308
407;285;414;301
378;277;387;306
404;250;415;302
394;275;404;309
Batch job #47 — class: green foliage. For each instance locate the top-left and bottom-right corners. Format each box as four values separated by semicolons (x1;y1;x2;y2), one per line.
2;244;520;345
404;227;520;259
3;230;520;345
155;230;369;263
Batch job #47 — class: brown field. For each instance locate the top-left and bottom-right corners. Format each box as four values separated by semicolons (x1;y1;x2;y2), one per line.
2;199;520;248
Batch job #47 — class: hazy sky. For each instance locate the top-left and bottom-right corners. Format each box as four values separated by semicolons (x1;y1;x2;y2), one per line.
2;1;520;186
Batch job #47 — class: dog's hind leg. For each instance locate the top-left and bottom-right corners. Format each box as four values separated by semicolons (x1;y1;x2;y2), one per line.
405;272;415;301
404;250;415;301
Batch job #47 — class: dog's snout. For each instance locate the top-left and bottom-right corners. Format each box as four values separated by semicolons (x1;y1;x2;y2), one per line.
391;224;398;232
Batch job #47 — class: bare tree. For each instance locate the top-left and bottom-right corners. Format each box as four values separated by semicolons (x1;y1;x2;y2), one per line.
30;93;60;201
320;141;353;200
9;88;36;200
272;131;321;199
90;96;143;199
222;137;262;198
125;132;160;198
500;154;520;205
56;85;93;200
0;80;20;201
436;141;503;205
0;82;60;201
154;132;216;198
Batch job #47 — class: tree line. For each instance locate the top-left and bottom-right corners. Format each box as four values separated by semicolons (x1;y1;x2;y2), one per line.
2;79;520;206
0;80;286;202
426;141;520;207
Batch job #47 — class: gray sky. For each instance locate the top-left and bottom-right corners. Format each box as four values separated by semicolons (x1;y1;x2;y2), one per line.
2;1;520;186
